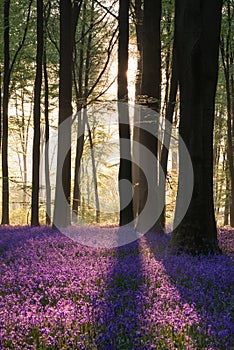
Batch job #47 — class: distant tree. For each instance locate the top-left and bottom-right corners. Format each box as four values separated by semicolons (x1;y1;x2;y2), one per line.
158;0;177;230
173;0;223;253
159;44;178;231
71;0;117;223
220;0;234;227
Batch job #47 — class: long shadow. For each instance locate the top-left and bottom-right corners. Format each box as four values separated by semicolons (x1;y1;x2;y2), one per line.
0;226;46;254
144;229;234;349
94;227;144;349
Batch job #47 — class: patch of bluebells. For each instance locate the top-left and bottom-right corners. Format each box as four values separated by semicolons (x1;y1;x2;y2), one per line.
0;226;233;349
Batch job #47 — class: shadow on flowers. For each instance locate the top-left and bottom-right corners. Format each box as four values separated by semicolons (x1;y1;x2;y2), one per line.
144;230;234;349
93;227;144;349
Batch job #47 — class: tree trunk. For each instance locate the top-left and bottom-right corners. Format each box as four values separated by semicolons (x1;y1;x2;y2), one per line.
0;69;2;151
137;0;161;232
224;160;230;226
132;0;143;220
31;0;43;226
220;2;234;227
72;111;84;221
118;0;134;226
72;0;86;222
43;48;51;225
173;0;222;254
53;0;73;228
2;0;10;225
159;46;178;230
85;112;100;223
84;0;100;223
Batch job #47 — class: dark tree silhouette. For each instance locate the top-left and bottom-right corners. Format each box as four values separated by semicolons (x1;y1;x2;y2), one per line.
173;0;223;253
137;0;161;232
31;0;44;226
118;0;134;226
2;0;10;225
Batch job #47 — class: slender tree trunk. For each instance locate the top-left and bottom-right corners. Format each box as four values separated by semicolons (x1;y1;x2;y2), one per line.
53;0;72;227
43;49;51;225
72;1;85;221
20;93;27;207
118;0;134;226
72;111;84;221
173;0;222;254
159;46;178;230
220;1;234;227
85;112;100;223
84;0;100;223
31;0;43;226
137;0;161;232
132;0;143;220
0;68;2;151
224;158;230;226
2;0;10;225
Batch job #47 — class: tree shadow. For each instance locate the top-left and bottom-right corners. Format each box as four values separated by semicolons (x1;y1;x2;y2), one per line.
93;227;144;349
144;230;234;349
0;226;44;253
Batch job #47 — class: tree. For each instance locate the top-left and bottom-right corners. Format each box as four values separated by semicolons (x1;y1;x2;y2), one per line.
2;0;10;225
72;0;117;222
31;0;43;226
136;0;161;232
220;0;234;227
53;0;73;227
132;0;143;220
118;0;134;226
172;0;223;253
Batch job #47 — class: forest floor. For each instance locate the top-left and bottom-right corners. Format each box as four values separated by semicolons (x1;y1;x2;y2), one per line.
0;226;233;349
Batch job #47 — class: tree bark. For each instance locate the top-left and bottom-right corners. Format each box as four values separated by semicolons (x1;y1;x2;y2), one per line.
72;1;85;221
118;0;134;226
220;1;234;227
53;0;72;227
31;0;43;226
137;0;161;232
132;0;143;220
159;46;178;230
173;0;223;253
2;0;10;225
43;48;51;225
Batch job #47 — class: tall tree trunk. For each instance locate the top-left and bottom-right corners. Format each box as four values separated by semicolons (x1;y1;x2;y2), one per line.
31;0;43;226
72;111;84;221
220;1;234;227
118;0;134;226
132;0;143;220
159;46;178;230
53;0;72;228
43;49;51;225
173;0;222;254
224;157;230;226
85;112;100;223
2;0;10;225
84;0;100;223
0;68;2;151
137;0;161;232
72;0;85;221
